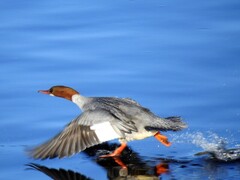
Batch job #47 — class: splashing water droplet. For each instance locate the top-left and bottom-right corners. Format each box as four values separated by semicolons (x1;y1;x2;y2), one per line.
170;131;227;152
170;131;240;161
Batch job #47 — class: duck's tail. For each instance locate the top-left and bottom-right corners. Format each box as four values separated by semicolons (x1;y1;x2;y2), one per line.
145;116;187;132
164;116;187;131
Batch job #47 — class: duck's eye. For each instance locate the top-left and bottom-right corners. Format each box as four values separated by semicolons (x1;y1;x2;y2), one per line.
49;88;53;93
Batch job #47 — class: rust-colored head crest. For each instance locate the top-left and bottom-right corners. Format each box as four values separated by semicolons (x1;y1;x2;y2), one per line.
38;85;79;101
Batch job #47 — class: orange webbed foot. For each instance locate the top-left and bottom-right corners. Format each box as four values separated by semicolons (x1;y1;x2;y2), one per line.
99;143;128;169
154;132;171;147
99;143;127;158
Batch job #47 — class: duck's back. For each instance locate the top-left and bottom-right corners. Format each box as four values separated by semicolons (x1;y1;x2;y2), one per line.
84;97;186;133
85;97;156;122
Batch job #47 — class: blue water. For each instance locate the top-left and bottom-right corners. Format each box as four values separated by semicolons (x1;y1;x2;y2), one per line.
1;0;240;179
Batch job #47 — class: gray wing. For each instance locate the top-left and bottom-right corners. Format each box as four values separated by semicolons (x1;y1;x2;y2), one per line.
90;98;139;133
30;109;128;160
30;119;100;159
122;98;142;106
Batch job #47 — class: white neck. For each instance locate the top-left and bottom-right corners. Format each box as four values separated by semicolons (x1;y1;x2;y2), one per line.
72;94;87;110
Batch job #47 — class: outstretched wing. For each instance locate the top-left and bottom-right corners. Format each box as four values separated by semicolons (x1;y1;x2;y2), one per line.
29;109;122;160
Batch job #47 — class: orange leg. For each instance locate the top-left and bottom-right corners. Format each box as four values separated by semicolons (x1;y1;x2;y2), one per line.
100;143;127;158
154;132;171;147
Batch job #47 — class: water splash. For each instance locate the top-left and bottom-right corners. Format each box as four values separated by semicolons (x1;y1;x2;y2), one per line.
170;131;240;162
171;131;226;150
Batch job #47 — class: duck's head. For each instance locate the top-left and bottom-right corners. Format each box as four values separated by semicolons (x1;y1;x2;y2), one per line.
38;85;79;101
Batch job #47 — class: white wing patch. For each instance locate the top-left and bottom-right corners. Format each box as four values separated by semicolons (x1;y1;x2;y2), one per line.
90;122;120;142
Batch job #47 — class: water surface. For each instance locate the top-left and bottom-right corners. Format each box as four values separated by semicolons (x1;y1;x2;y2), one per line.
0;0;240;179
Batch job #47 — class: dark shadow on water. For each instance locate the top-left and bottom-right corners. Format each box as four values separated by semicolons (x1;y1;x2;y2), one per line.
26;143;169;180
26;143;240;180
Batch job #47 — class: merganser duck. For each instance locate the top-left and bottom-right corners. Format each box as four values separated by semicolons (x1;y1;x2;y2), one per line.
30;85;187;159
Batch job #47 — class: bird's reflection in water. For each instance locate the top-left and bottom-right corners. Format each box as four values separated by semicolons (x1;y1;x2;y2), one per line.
27;163;92;180
27;143;169;180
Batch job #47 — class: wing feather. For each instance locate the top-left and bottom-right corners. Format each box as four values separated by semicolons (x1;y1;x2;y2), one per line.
30;108;135;160
30;122;100;159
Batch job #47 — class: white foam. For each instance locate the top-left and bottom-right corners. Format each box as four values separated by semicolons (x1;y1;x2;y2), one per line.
170;131;227;152
169;131;240;161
